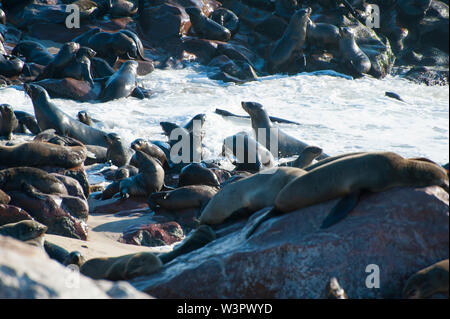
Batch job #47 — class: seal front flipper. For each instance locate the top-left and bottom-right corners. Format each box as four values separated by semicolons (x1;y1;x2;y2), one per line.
245;207;282;239
320;190;363;229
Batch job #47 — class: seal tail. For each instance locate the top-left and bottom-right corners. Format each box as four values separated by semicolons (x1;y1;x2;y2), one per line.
320;190;363;229
245;207;281;239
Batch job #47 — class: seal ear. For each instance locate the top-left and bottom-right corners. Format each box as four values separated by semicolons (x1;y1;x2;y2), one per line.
320;190;363;229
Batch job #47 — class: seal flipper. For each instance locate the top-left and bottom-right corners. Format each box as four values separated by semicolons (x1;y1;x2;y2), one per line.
245;207;282;239
131;87;145;99
320;190;363;229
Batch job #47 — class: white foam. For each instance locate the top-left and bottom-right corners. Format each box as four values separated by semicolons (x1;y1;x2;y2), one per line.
1;64;448;165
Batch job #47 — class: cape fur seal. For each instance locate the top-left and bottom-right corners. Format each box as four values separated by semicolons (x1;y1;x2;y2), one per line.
0;220;47;242
185;7;232;42
105;132;133;167
247;152;449;238
338;27;371;75
0;141;87;168
269;7;311;73
80;252;162;281
199;167;307;225
241;101;328;159
11;40;54;66
0;104;18;140
98;60;139;102
279;145;323;168
24;84;108;147
13;110;41;135
403;259;449;299
131;138;169;170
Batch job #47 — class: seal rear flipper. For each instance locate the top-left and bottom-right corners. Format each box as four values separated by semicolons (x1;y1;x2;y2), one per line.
131;87;145;99
320;190;363;229
245;207;282;239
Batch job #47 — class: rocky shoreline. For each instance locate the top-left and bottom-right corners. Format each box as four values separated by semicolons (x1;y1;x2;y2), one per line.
0;0;449;299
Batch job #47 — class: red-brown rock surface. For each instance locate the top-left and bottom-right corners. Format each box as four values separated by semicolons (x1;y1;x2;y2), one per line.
120;221;184;247
130;186;449;298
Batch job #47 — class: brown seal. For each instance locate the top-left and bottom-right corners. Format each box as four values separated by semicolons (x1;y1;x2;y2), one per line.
185;7;231;42
131;138;168;169
403;259;449;299
148;185;219;212
247;152;449;238
178;163;220;187
338;27;371;75
0;141;87;169
0;104;19;140
199;167;307;225
105;133;133;167
80;252;162;281
280;145;323;168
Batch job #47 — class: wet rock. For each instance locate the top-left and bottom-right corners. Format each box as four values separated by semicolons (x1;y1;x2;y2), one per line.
0;235;150;298
8;191;88;240
405;66;449;85
120;221;184;247
130;186;449;298
0;204;34;226
33;78;102;102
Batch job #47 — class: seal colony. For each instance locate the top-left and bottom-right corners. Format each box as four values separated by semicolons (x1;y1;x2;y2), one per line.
0;0;448;299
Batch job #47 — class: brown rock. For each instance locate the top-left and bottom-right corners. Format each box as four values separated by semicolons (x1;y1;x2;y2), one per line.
0;204;34;226
33;78;102;102
130;186;449;298
120;221;184;247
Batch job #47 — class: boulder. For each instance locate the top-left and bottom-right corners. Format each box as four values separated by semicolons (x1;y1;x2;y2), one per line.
120;221;184;247
130;186;449;298
0;235;150;298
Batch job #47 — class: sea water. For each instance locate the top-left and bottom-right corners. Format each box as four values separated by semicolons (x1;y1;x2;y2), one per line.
1;64;448;167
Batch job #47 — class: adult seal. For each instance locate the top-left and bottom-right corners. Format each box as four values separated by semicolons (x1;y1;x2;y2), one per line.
306;19;340;48
35;42;81;81
0;104;18;140
131;138;169;170
403;259;449;299
247;152;450;238
0;141;87;168
24;84;108;147
98;60;140;102
0;220;47;244
105;132;133;167
13;110;41;135
199;167;307;225
185;7;232;42
80;252;162;281
12;41;54;66
210;7;240;35
87;31;139;65
241;101;328;159
269;7;311;73
338;27;371;76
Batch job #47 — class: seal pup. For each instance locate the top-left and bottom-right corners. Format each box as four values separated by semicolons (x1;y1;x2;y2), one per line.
105;132;133;167
35;42;81;81
98;60;139;102
269;7;311;73
0;104;18;140
241;101;328;159
13;110;41;135
80;252;162;281
24;84;108;147
119;150;165;198
159;225;216;264
118;29;148;61
44;240;86;267
178;163;220;187
324;277;348;299
12;40;54;66
338;27;371;76
185;7;232;42
279;145;323;168
131;138;169;170
0;220;47;247
148;185;219;212
77;110;98;127
247;152;450;238
199;167;307;225
403;259;449;299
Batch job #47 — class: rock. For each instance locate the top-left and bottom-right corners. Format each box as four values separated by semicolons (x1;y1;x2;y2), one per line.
8;191;88;240
0;235;150;298
405;66;449;85
120;221;184;247
90;196;149;214
32;78;102;102
130;186;449;298
0;204;34;226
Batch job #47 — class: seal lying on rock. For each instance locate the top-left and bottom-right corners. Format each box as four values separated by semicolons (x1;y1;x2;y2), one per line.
11;40;54;66
185;7;232;42
80;252;162;281
98;60;141;102
247;152;449;238
199;167;307;225
279;146;323;168
403;259;449;299
0;220;47;244
0;142;87;168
